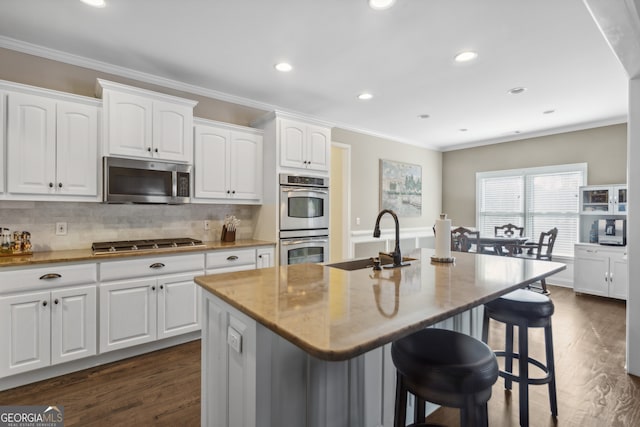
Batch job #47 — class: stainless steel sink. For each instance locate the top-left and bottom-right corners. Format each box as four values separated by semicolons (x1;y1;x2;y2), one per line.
326;258;376;271
326;255;416;271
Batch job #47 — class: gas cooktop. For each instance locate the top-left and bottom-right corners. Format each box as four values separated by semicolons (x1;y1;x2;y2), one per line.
92;237;205;255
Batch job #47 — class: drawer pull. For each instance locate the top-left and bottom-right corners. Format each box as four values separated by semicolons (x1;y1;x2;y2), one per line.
149;263;165;269
227;255;239;261
39;273;62;280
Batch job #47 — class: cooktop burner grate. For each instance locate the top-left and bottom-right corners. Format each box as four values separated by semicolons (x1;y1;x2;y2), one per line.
92;237;205;254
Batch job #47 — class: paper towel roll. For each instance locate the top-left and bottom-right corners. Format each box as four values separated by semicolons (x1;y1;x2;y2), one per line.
434;215;452;259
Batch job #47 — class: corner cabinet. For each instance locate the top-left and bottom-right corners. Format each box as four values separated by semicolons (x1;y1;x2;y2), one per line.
193;119;263;203
5;90;99;199
97;79;198;163
279;118;331;172
574;244;627;300
579;185;627;215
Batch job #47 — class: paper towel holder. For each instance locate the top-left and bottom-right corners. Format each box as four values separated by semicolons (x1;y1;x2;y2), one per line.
431;213;455;263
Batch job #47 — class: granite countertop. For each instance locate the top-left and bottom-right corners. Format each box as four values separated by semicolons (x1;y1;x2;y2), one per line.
0;239;275;268
195;248;566;361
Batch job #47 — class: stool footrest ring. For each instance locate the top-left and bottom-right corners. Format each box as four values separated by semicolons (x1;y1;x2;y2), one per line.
494;350;553;386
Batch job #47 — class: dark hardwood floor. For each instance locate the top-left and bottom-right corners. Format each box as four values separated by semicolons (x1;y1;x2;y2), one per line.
0;285;637;426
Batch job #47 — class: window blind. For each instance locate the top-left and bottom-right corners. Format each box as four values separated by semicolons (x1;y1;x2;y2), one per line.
477;164;586;257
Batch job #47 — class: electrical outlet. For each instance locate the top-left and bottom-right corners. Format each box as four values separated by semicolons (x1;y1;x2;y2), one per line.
204;220;211;231
227;326;242;353
56;222;67;236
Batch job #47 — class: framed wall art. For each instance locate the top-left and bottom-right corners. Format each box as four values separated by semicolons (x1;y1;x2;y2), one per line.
379;159;422;217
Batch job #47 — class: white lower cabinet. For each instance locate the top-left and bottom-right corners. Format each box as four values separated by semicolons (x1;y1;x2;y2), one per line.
99;253;204;353
0;263;98;378
574;244;628;300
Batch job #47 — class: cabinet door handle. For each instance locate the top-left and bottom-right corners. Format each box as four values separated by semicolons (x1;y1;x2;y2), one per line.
54;299;59;305
151;286;156;291
147;147;152;152
39;273;62;280
58;182;63;188
160;285;164;290
42;300;48;307
154;148;158;153
605;273;609;283
610;273;614;282
227;255;239;261
149;263;165;269
49;182;54;188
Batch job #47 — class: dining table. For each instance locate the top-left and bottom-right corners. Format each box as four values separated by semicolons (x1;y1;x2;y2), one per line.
478;235;530;255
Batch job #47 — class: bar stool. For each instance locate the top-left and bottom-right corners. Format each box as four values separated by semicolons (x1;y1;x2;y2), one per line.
391;328;499;427
482;288;558;426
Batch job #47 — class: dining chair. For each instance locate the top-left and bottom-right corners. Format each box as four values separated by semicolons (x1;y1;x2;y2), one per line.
451;227;480;253
508;227;558;294
488;223;526;255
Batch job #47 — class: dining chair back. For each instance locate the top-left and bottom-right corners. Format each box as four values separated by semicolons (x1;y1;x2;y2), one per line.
451;227;480;253
510;227;558;294
494;223;525;238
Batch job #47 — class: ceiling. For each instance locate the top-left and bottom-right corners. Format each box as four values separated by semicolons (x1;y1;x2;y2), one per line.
0;0;630;151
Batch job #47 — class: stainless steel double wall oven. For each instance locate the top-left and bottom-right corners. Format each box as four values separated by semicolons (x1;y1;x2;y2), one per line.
279;174;329;265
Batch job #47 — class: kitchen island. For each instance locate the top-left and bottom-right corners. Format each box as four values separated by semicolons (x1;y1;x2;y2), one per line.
195;248;565;427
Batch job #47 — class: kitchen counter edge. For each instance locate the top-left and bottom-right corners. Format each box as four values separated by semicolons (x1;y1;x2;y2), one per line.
0;239;276;268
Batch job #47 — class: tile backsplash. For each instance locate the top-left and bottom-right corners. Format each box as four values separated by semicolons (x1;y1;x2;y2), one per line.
0;201;260;252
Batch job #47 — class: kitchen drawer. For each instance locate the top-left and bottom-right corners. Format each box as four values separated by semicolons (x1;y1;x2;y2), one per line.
100;253;205;282
0;263;97;294
206;249;256;271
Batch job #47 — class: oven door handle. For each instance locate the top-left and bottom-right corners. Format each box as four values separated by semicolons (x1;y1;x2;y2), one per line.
281;239;329;246
281;187;328;195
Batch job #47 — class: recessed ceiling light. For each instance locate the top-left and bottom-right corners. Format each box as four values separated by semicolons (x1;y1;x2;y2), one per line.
508;87;527;95
358;92;373;100
454;51;478;62
274;62;293;72
514;130;521;134
80;0;106;7
543;109;556;114
418;114;430;119
459;128;468;132
369;0;396;10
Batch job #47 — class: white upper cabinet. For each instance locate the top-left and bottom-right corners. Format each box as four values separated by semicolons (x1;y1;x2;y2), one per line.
97;79;197;163
279;118;330;172
579;184;627;215
193;119;263;203
6;91;98;198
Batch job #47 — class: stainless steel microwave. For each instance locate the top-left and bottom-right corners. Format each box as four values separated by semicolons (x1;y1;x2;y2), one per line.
103;157;191;204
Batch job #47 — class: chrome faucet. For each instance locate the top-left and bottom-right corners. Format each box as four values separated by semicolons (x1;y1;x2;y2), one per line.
373;209;407;268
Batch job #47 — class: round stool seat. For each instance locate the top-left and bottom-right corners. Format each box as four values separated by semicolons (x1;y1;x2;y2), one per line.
392;328;498;408
484;289;553;325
